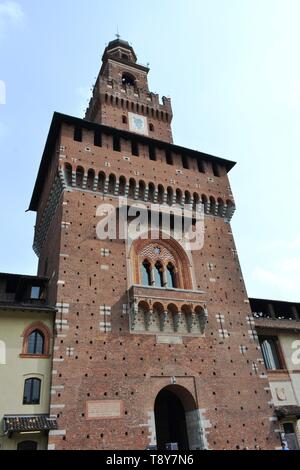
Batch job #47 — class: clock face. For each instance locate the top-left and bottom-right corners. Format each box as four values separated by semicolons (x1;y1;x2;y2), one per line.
128;112;148;136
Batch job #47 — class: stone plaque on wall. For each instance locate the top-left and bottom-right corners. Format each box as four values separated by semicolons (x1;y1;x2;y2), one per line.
86;400;123;419
156;335;183;345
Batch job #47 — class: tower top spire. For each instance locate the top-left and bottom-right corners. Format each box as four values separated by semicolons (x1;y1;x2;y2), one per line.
102;37;137;63
85;39;173;142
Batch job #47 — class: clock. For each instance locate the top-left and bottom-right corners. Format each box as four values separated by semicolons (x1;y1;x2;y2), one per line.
128;112;148;136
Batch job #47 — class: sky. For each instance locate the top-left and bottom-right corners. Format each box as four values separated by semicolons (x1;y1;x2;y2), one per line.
0;0;299;302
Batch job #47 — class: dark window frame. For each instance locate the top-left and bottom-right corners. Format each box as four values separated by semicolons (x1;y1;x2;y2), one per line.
113;135;121;152
259;335;286;370
94;130;102;147
23;378;41;405
27;330;45;355
131;140;139;156
74;127;82;142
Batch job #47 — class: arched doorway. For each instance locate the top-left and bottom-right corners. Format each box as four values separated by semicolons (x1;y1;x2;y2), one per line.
17;440;38;450
154;385;203;450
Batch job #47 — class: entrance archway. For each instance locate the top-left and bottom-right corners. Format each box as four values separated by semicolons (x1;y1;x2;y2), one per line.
154;385;203;450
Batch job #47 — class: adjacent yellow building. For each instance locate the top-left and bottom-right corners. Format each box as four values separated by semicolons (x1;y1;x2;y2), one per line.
0;273;56;450
251;298;300;450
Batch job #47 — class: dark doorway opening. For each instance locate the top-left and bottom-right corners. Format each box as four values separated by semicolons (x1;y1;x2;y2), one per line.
17;440;38;450
154;388;189;450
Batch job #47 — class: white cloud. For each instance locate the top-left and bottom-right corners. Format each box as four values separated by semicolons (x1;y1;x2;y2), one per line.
75;86;91;118
0;1;24;38
0;1;24;24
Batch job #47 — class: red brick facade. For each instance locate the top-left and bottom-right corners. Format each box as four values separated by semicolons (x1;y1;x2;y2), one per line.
29;39;281;450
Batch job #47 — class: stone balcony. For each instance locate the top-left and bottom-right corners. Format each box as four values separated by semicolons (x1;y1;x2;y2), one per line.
128;284;207;336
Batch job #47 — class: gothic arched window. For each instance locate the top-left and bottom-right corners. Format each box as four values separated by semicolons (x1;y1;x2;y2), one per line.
166;263;176;288
27;330;44;355
141;260;152;286
154;262;164;288
21;322;51;357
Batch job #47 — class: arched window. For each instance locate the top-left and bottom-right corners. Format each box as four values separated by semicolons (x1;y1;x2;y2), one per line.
184;191;191;206
167;187;173;206
87;169;95;190
149;123;154;132
138;180;146;200
141;260;152;286
128;178;136;199
17;441;38;451
176;189;182;205
76;166;84;187
98;172;106;192
166;263;176;288
154;262;164;287
23;378;41;405
21;323;50;358
119;176;126;196
64;163;72;186
148;183;155;203
108;174;116;194
27;330;44;355
157;185;164;204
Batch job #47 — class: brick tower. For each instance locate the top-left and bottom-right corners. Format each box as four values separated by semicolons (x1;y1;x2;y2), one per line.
29;38;280;450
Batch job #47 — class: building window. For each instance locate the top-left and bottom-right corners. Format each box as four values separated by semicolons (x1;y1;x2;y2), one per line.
165;150;173;165
149;123;154;132
149;145;156;161
21;322;51;357
259;336;284;370
181;155;189;169
166;263;176;288
131;140;139;156
113;135;121;152
17;441;38;451
23;378;41;405
212;162;220;177
94;130;102;147
27;330;45;355
197;159;205;173
74;127;82;142
30;286;41;300
141;260;152;286
282;423;299;450
122;115;127;124
154;262;164;287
